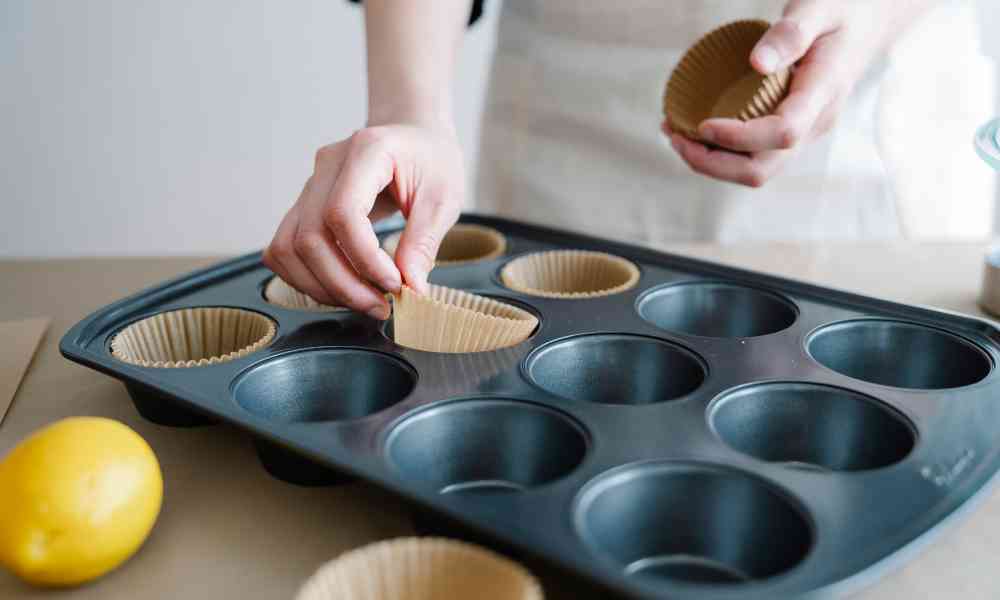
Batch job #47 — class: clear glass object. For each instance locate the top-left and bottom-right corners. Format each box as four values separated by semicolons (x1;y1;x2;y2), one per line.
975;117;1000;170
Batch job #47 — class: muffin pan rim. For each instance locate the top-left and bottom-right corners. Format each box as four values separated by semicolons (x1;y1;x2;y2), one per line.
572;459;818;586
636;279;800;339
706;380;919;472
229;345;420;425
804;317;996;392
382;396;593;495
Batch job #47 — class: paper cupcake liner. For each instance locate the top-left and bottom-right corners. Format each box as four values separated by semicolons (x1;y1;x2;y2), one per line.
264;275;343;312
500;250;640;299
295;538;543;600
382;224;507;266
664;19;791;141
111;307;276;368
391;285;537;353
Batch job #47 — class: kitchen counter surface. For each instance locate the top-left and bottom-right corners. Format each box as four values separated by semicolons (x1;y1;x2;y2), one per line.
1;243;997;599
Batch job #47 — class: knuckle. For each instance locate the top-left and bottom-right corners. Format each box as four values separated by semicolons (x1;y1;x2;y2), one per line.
351;126;388;148
410;234;441;267
269;238;295;262
314;145;337;169
292;231;326;257
778;18;808;50
715;128;740;148
322;203;353;232
261;247;276;270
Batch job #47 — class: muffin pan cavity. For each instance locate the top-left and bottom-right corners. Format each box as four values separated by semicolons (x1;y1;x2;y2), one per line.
638;281;797;338
387;399;587;494
62;215;1000;599
808;319;992;389
500;250;640;298
526;334;705;405
576;462;812;584
232;348;416;423
111;307;275;368
710;383;915;471
383;223;507;266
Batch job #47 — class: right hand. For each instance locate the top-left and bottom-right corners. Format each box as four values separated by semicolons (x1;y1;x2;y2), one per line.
263;123;465;319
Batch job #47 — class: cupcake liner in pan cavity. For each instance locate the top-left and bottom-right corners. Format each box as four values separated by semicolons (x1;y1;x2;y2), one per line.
62;215;1000;599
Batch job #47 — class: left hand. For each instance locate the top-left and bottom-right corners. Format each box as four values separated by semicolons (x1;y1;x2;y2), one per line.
663;0;894;187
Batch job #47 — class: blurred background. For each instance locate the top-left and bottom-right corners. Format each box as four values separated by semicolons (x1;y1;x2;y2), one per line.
2;0;999;257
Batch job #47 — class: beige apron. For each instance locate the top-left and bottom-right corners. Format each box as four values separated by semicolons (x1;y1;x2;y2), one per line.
475;1;993;243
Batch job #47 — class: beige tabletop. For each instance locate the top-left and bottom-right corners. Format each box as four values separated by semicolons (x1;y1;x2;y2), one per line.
0;244;997;599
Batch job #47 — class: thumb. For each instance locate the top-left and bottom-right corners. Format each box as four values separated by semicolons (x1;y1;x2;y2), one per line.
751;1;837;74
393;184;460;295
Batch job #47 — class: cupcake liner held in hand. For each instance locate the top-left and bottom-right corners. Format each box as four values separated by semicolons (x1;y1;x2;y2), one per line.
111;307;276;368
664;19;791;141
295;537;543;600
391;285;537;353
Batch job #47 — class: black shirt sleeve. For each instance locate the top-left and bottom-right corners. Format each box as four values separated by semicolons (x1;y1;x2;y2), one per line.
347;0;485;27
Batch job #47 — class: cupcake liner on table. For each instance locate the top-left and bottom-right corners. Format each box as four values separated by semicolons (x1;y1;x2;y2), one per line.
295;538;543;600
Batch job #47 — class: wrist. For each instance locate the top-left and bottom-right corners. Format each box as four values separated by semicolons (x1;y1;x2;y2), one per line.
367;98;456;136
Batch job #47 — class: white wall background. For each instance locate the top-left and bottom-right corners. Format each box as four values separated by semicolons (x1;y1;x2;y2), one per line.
1;0;500;257
2;1;998;257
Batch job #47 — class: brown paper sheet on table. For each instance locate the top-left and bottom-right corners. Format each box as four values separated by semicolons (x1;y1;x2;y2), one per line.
0;317;50;425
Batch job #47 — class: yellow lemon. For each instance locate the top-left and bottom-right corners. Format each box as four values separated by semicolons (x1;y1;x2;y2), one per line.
0;417;163;586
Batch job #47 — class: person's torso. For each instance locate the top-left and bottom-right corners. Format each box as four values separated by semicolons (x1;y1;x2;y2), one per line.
476;0;901;244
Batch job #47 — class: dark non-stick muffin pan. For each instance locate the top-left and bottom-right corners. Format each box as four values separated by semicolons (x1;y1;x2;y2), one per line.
61;214;1000;599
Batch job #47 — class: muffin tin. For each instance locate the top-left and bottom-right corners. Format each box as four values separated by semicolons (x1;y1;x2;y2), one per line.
60;215;1000;599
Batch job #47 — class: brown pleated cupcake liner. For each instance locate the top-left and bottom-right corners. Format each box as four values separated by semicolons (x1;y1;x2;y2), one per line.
382;224;507;266
111;307;276;368
500;250;640;299
391;285;537;353
664;19;791;141
295;538;543;600
264;275;344;312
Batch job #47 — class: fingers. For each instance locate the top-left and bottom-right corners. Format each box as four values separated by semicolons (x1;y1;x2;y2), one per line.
669;133;789;188
263;202;339;306
268;141;393;319
752;0;837;73
699;29;843;154
698;115;798;153
393;180;460;294
323;129;403;294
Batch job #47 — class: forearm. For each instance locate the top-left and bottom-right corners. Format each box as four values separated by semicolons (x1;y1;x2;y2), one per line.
364;0;471;131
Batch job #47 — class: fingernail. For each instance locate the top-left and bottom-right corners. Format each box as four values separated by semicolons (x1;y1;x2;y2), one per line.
366;303;390;321
699;126;715;143
754;44;779;73
408;268;428;293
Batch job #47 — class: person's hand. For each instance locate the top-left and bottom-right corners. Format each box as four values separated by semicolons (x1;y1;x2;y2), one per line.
663;0;897;187
263;123;465;319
